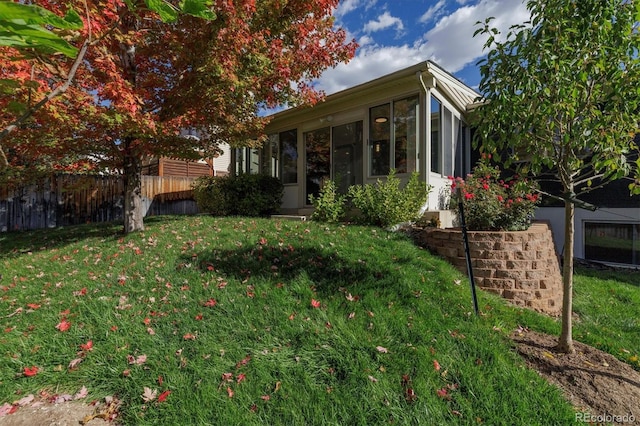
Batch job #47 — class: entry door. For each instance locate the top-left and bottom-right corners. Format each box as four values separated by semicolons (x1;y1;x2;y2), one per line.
332;121;363;194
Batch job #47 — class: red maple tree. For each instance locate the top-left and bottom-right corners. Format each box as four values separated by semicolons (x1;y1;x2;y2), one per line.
1;0;356;232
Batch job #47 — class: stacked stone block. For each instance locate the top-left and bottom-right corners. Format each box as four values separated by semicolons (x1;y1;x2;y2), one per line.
416;222;562;315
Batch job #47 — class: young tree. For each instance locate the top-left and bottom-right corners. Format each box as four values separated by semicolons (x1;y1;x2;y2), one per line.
1;0;357;233
474;0;640;353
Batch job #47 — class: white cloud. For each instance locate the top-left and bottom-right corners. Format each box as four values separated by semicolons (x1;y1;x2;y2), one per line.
334;0;362;19
419;0;447;24
363;11;404;33
316;0;529;95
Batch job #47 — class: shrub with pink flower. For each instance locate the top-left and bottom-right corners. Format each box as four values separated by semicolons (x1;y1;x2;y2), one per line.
449;159;540;231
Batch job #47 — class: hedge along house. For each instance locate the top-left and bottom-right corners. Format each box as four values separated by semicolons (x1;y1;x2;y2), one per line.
245;61;480;218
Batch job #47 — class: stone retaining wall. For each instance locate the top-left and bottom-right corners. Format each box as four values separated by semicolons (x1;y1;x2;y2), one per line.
414;222;562;315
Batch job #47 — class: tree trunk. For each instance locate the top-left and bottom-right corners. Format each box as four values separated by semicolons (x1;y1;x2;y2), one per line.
557;195;575;353
123;138;144;234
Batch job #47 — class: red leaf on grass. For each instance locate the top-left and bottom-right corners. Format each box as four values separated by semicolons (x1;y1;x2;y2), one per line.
23;366;38;377
436;387;450;400
183;333;196;340
204;298;217;307
376;346;388;353
236;373;246;383
56;319;71;332
157;390;171;403
310;299;321;308
433;360;441;371
26;303;41;310
226;387;234;398
80;340;93;352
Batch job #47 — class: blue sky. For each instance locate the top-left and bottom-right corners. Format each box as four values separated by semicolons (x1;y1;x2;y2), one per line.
317;0;531;95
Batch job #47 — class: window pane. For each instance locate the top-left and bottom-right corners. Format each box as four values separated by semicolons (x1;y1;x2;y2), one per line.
305;127;331;203
370;104;391;176
430;96;442;174
394;95;419;173
262;134;279;177
585;222;638;265
280;129;297;184
248;148;260;174
332;121;363;194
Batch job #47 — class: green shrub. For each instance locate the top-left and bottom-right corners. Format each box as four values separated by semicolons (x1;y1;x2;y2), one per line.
225;173;284;216
308;179;347;223
347;170;431;228
192;176;230;216
192;174;283;217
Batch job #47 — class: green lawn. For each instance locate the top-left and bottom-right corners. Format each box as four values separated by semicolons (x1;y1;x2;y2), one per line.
0;216;636;425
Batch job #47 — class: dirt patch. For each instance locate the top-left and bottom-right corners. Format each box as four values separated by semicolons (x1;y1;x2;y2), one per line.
512;329;640;425
0;397;119;426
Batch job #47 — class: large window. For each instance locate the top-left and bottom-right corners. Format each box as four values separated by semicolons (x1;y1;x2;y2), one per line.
369;104;391;176
369;95;419;176
304;127;331;203
585;222;640;265
430;96;442;174
280;129;298;184
394;96;419;173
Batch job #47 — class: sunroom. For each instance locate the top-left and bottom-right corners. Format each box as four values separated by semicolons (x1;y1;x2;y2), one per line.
234;61;480;219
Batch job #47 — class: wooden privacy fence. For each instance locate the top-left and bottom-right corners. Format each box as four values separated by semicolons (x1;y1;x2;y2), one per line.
0;175;200;232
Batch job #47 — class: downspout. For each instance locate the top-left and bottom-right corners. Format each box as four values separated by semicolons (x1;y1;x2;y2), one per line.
417;70;433;217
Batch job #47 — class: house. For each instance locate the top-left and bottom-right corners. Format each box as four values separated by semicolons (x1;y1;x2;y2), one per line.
251;61;479;219
535;177;640;267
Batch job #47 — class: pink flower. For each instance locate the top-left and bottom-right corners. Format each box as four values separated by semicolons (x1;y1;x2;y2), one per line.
464;192;474;200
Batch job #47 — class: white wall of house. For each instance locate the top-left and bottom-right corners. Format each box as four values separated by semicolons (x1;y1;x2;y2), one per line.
535;207;640;263
213;142;232;175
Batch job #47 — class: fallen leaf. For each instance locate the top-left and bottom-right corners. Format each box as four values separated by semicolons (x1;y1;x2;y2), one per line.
142;387;157;402
0;403;17;417
261;395;270;401
348;312;355;319
236;373;246;383
226;387;234;398
74;386;88;400
311;299;321;308
80;340;93;352
14;394;34;406
23;366;38;377
376;346;388;353
26;303;41;310
183;333;196;340
53;394;73;404
367;375;378;383
346;293;356;302
204;298;217;307
56;319;71;332
158;390;171;403
436;387;450;399
433;360;441;371
68;358;83;369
